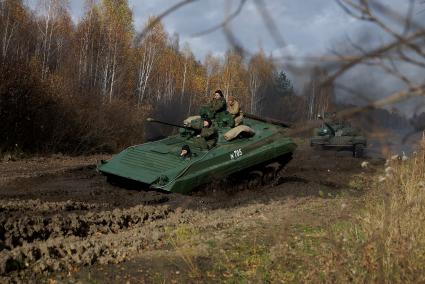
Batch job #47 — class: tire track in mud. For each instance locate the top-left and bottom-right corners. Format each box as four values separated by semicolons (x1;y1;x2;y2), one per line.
0;162;178;281
0;203;174;279
0;199;109;214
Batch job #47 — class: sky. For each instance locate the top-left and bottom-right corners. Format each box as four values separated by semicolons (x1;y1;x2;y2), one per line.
26;0;425;115
26;0;417;59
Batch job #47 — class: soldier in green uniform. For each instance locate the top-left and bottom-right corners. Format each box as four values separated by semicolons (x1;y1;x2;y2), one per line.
192;118;218;149
210;89;226;114
200;89;226;119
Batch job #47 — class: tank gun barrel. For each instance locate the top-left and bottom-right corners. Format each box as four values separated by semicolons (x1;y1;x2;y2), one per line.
244;113;291;128
146;118;194;130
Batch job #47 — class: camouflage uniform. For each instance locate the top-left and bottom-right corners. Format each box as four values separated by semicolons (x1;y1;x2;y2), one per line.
199;97;226;120
191;124;218;149
209;97;226;114
215;111;235;128
200;127;218;149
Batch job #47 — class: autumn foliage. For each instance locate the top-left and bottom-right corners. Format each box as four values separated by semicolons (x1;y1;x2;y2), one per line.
2;0;407;155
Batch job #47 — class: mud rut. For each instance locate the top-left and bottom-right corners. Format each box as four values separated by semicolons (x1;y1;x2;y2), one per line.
0;147;380;282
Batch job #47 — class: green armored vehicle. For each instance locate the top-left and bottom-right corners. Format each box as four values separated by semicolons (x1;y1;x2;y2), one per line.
97;113;296;194
310;115;367;158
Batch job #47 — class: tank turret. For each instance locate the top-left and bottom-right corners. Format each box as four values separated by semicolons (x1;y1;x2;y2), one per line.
317;115;336;136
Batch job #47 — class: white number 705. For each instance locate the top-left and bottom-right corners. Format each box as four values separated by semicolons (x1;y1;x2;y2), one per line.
230;148;243;160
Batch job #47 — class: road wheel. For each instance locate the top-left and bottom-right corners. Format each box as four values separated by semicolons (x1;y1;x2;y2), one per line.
353;144;364;158
263;163;280;185
247;171;263;189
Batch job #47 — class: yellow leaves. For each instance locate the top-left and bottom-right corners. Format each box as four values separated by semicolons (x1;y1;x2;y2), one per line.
101;0;133;28
192;74;205;95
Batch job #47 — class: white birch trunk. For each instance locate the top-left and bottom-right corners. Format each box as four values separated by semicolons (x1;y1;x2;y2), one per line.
180;57;187;103
249;72;259;114
109;38;117;102
136;42;157;106
41;0;52;79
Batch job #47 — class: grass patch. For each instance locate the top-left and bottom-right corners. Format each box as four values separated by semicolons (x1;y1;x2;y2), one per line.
166;146;425;282
165;225;202;278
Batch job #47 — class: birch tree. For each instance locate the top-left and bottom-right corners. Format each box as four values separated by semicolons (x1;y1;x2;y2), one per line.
0;0;35;64
36;0;68;79
99;0;133;102
0;0;21;60
75;0;102;89
203;52;221;97
135;17;166;106
248;51;274;115
305;67;334;120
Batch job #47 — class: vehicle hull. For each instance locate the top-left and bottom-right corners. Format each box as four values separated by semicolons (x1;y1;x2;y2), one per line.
98;118;297;193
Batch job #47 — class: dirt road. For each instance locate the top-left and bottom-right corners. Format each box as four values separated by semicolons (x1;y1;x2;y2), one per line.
0;144;383;283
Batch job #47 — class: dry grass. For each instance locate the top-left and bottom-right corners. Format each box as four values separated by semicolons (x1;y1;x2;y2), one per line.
363;144;425;282
324;140;425;283
165;142;425;283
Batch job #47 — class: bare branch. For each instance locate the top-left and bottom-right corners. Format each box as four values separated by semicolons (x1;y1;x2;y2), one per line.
402;0;415;35
253;0;288;54
192;0;247;37
137;0;198;41
323;29;425;86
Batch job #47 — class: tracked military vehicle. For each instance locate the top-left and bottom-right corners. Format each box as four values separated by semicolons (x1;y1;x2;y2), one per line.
97;113;297;194
310;115;367;158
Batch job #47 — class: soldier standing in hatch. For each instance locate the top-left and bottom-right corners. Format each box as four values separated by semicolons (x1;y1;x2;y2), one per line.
180;144;192;159
227;95;243;126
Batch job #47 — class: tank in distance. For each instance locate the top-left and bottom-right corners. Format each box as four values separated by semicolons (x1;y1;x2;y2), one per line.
310;114;367;158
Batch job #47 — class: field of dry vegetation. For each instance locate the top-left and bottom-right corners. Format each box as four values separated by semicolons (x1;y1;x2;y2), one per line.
131;142;425;283
171;145;425;283
0;141;424;283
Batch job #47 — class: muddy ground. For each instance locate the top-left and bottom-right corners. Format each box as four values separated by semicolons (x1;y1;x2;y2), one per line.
0;143;384;283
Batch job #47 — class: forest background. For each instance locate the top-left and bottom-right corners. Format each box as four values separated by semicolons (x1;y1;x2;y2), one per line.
0;0;412;155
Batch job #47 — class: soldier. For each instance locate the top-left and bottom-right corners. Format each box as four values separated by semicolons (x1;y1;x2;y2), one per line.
227;95;243;126
211;89;226;113
180;144;192;159
193;118;218;149
200;89;226;119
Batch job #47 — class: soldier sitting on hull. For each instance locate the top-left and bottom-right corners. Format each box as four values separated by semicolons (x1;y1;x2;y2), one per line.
227;95;243;126
209;89;226;114
192;118;218;149
200;89;226;119
185;89;226;127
